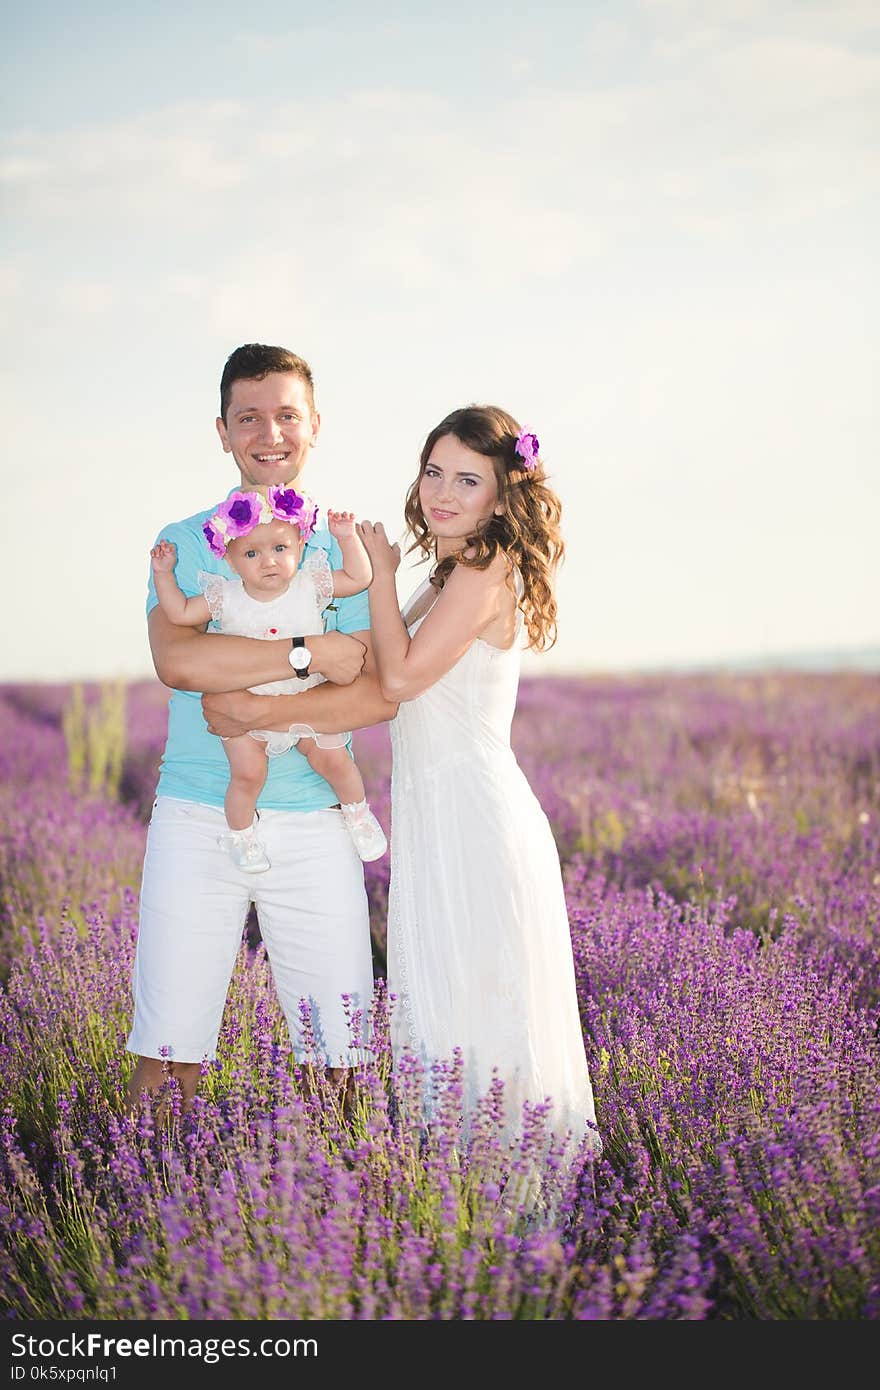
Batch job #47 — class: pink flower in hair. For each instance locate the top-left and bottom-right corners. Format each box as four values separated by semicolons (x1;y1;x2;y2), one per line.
514;429;540;471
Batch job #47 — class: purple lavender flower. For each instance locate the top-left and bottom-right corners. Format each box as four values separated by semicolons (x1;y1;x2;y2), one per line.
1;672;879;1319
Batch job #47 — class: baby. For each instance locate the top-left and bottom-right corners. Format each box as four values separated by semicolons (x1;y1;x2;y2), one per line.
151;484;386;872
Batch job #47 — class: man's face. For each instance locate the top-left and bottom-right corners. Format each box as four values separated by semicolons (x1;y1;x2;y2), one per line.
216;372;320;490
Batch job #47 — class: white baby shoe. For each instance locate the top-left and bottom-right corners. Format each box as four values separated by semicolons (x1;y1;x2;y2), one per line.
219;820;270;874
340;800;388;862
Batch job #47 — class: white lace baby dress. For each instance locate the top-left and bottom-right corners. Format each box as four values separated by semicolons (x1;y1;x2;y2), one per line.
198;551;349;756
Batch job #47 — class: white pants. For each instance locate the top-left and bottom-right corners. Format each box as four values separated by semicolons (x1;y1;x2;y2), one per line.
127;797;374;1065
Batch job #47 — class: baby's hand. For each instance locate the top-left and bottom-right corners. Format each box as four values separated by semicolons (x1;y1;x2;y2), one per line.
150;540;178;573
327;509;357;540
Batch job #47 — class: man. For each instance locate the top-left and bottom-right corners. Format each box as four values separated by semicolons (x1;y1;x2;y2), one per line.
126;343;396;1111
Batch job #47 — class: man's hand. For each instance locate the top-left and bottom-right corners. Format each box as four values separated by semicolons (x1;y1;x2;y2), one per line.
202;689;267;739
309;629;366;684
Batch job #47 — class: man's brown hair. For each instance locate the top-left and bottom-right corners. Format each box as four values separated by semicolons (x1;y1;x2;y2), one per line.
219;343;315;421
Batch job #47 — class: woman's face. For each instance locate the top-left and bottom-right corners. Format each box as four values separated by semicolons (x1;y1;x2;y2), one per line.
419;433;501;554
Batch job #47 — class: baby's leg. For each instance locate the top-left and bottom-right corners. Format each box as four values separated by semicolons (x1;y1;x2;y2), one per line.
302;743;365;806
302;743;387;862
222;735;269;831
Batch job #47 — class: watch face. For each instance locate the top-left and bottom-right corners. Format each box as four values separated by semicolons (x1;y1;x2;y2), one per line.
291;646;312;670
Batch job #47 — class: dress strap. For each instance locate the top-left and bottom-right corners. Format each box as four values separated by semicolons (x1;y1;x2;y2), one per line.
511;562;525;640
400;574;435;627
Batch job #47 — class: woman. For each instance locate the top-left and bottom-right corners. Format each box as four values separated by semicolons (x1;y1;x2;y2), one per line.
359;405;600;1154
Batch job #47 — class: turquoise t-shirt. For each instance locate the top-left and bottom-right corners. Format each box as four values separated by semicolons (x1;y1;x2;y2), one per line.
146;492;371;811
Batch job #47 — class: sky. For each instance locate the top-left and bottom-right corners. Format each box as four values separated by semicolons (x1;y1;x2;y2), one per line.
3;0;878;681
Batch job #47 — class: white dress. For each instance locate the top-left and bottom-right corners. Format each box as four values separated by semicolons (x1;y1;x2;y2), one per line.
199;553;348;755
387;571;600;1152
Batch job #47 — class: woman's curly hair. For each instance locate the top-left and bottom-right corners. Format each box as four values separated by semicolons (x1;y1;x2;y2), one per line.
403;404;564;651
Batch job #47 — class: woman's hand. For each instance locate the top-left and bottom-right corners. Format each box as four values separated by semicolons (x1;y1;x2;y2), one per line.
357;521;401;578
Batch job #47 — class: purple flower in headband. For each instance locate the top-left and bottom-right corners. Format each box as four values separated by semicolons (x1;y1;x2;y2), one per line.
514;429;540;471
268;484;318;538
203;520;226;558
216;490;266;536
299;498;319;538
202;490;270;557
267;484;306;522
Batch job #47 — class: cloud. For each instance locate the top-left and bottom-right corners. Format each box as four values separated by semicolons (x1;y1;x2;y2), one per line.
1;4;877;679
3;13;876;290
0;157;51;181
642;0;879;39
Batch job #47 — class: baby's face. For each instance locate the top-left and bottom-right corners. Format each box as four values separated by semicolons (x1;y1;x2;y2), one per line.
226;519;302;596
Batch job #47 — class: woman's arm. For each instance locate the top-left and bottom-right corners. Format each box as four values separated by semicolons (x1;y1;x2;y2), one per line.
148;607;368;693
358;522;509;702
201;631;398;737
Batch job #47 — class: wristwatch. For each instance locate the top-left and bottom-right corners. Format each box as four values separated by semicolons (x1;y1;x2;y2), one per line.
288;637;313;678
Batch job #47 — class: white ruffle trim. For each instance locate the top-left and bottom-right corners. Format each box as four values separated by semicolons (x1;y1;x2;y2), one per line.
249;722;350;757
302;550;335;611
197;571;227;624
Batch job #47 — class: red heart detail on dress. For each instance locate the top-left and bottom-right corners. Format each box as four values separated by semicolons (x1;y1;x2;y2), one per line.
269;628;278;635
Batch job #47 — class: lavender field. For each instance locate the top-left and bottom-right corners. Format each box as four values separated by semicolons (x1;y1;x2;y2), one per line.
0;671;878;1319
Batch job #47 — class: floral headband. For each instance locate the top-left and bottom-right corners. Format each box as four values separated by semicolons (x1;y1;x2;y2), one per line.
514;428;540;472
203;485;319;558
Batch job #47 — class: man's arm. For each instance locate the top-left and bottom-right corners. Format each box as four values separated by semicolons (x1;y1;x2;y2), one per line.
148;606;367;693
201;631;398;737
